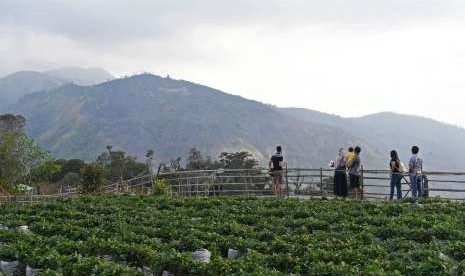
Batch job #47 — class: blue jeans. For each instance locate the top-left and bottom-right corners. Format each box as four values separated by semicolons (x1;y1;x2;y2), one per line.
390;174;402;200
410;174;417;198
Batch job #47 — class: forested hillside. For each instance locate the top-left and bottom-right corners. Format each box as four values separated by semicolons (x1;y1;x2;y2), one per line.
3;73;465;170
9;74;381;167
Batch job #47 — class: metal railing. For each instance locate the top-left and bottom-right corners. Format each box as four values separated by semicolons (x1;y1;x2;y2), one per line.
156;168;465;200
2;168;465;203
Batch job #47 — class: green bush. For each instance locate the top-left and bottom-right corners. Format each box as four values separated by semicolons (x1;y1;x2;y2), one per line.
79;163;105;194
152;179;169;195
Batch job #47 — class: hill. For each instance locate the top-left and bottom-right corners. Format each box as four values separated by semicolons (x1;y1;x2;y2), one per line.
5;73;465;170
281;108;465;170
0;67;114;112
0;71;68;111
9;74;381;167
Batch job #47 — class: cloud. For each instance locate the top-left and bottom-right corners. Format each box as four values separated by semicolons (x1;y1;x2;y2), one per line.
1;0;465;127
1;0;464;46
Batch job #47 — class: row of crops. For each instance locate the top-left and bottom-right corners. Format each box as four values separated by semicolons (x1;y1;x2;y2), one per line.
1;195;465;275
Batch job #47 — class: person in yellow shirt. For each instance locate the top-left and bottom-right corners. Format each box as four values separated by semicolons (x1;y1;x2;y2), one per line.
345;147;355;164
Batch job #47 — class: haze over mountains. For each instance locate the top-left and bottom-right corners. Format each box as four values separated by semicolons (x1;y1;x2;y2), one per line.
1;68;465;171
0;67;114;111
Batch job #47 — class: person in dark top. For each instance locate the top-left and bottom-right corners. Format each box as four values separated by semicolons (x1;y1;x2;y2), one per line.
333;148;348;198
409;146;423;198
269;146;284;196
348;146;362;199
389;150;402;200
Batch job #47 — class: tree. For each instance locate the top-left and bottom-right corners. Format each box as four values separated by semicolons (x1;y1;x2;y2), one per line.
50;159;85;183
0;115;49;185
80;163;105;194
96;147;148;181
217;151;258;169
17;135;51;185
0;131;23;184
145;149;155;174
186;147;215;170
0;114;25;133
61;172;81;186
31;160;61;183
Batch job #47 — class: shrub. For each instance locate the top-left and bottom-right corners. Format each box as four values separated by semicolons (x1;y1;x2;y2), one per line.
152;179;169;195
79;163;105;194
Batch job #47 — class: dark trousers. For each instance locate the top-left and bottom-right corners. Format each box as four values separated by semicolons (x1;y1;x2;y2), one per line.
334;170;348;197
390;174;402;200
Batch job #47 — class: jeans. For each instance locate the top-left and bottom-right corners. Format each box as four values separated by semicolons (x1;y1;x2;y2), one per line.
390;174;402;200
410;174;418;198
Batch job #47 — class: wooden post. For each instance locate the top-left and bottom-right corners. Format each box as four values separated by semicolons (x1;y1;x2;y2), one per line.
320;167;324;196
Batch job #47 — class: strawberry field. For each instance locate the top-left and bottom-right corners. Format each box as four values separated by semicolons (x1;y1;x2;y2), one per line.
1;196;465;275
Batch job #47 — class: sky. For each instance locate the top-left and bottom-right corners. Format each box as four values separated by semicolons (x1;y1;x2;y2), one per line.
1;0;465;127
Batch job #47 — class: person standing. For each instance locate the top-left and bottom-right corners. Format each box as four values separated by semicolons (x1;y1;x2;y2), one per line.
348;146;362;199
269;145;284;196
389;150;402;200
345;147;355;163
409;146;423;198
333;148;348;198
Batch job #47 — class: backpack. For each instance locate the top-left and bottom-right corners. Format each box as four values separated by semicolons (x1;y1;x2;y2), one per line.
400;162;407;173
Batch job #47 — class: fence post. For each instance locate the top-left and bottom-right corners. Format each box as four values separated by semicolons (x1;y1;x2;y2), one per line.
320;167;324;197
246;170;250;197
361;165;364;200
286;164;289;198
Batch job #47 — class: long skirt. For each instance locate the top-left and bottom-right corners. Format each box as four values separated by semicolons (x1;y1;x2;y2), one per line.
334;170;348;197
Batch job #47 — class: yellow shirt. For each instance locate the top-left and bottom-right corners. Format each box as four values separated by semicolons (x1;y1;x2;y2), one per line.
346;152;355;163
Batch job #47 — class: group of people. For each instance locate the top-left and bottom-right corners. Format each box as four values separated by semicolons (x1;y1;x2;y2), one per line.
389;146;424;200
268;145;424;199
332;145;424;200
332;146;363;199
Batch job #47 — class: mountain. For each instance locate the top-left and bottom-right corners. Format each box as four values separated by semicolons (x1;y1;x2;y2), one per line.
0;67;114;112
0;71;68;111
8;74;382;167
44;67;114;86
281;108;465;170
5;73;465;170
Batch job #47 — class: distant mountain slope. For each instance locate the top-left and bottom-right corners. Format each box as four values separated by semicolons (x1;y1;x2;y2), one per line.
281;108;465;170
0;71;68;111
6;73;464;170
10;74;381;167
0;67;115;112
44;67;114;86
278;108;347;128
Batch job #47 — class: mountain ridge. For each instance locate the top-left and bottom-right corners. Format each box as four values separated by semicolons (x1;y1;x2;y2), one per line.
9;74;383;168
281;108;465;170
3;73;465;170
0;67;114;112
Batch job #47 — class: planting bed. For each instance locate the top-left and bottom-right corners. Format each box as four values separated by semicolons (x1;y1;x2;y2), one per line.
0;195;465;275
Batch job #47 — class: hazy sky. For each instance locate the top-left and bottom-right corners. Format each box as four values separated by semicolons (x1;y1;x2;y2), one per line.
1;0;465;127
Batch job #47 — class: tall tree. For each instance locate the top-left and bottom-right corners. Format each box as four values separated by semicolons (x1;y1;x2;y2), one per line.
145;149;155;174
80;163;105;194
51;159;85;183
96;147;148;181
0;114;25;134
0;114;49;185
186;147;214;170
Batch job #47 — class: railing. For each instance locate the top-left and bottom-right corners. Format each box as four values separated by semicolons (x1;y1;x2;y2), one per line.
2;168;465;203
157;168;465;201
0;191;77;204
